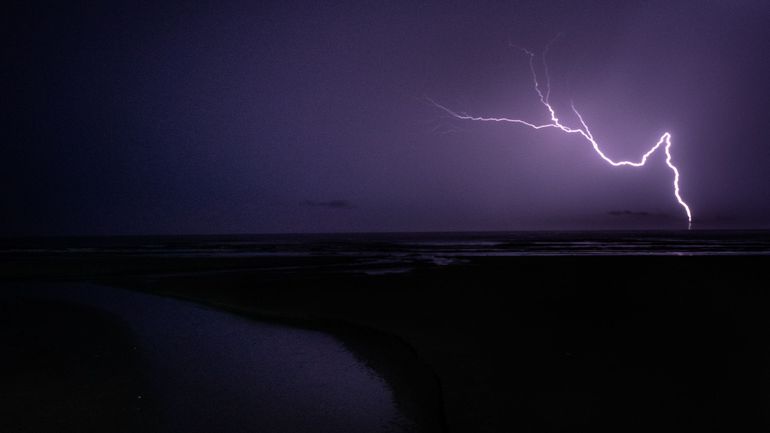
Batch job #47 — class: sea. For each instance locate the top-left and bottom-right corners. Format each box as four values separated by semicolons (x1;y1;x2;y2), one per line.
3;231;770;263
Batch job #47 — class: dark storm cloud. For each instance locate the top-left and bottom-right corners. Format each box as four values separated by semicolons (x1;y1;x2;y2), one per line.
608;210;658;218
302;200;355;210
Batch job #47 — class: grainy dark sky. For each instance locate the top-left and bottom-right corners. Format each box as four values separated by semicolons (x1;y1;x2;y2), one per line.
3;0;770;234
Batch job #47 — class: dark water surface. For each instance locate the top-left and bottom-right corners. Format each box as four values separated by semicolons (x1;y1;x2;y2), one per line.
3;231;769;276
5;230;770;254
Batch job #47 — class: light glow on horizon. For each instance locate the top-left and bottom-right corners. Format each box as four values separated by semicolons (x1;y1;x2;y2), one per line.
431;43;693;226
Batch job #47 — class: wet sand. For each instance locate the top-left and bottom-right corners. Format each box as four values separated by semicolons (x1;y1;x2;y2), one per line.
0;284;428;433
106;256;770;432
2;237;770;432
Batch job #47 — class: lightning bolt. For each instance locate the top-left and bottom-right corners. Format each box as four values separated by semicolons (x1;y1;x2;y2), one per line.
431;43;693;226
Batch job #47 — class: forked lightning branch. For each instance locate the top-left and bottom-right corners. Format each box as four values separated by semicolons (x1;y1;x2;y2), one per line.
431;43;693;225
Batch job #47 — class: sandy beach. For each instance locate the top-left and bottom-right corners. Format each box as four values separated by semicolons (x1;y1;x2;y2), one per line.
2;233;770;432
0;283;437;433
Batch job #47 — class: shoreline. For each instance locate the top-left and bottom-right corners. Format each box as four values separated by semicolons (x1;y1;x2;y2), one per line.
3;252;770;432
1;283;433;432
124;286;449;433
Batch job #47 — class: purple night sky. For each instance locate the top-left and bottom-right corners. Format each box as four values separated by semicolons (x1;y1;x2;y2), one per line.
4;0;770;234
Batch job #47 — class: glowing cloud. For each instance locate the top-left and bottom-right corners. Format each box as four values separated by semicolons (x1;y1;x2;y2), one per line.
431;43;692;226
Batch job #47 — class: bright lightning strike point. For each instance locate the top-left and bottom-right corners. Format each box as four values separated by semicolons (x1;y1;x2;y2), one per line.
431;45;693;227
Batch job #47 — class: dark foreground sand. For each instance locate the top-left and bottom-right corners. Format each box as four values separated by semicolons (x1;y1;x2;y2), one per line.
0;284;426;433
2;252;770;432
0;296;155;432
